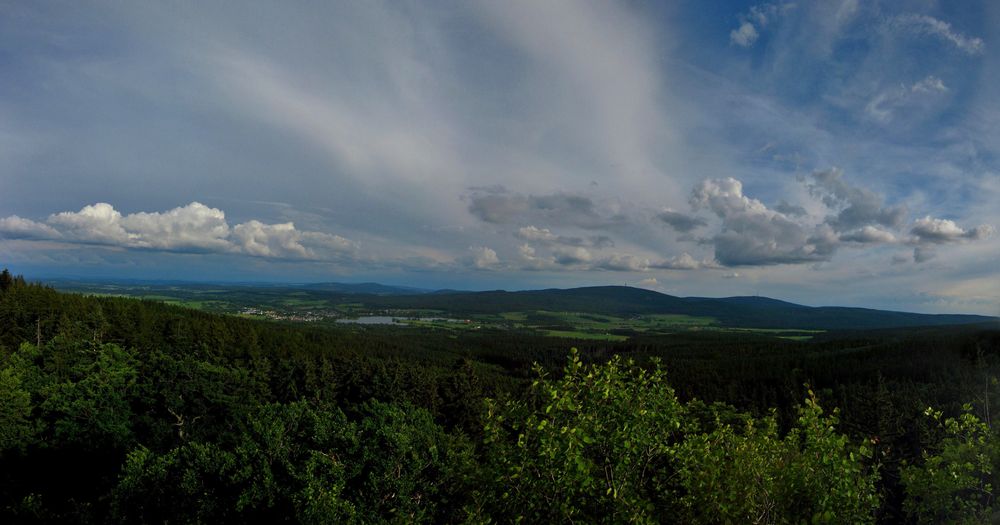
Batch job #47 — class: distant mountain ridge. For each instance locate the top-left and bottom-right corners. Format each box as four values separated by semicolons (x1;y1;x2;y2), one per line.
44;277;998;331
357;285;998;330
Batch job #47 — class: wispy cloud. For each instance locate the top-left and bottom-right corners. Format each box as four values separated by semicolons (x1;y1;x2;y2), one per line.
892;14;985;55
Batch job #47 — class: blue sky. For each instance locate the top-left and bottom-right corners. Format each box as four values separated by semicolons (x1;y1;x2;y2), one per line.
1;1;997;314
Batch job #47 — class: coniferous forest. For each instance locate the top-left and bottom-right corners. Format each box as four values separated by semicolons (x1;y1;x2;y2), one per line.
3;270;1000;523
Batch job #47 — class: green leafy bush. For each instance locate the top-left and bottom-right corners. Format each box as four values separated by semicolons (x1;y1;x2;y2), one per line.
902;405;999;524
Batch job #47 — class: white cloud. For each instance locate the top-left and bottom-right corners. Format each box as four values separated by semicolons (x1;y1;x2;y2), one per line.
731;23;759;47
119;202;232;252
637;277;660;289
0;202;357;261
864;76;950;123
515;225;558;243
840;225;897;244
911;76;948;94
0;215;62;240
893;14;985;55
469;246;500;269
911;216;994;244
48;203;133;245
651;252;703;270
691;177;836;266
232;221;309;259
730;3;796;47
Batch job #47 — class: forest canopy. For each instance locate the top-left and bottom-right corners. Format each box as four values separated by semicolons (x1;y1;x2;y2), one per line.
2;270;1000;523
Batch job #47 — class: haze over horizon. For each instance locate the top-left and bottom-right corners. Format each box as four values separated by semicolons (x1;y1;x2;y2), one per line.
1;1;998;315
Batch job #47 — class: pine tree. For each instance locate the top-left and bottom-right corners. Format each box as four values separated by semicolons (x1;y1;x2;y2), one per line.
0;268;13;292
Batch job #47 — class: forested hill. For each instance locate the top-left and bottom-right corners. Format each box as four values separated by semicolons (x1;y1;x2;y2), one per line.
360;285;998;330
4;270;1000;522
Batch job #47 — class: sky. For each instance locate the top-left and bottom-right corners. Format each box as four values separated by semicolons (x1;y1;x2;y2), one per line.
0;1;998;314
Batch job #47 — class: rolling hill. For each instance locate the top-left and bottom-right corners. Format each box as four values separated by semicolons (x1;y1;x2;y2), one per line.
358;285;998;330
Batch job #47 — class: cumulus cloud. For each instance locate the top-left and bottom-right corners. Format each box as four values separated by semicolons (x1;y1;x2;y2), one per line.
840;225;897;244
119;203;232;252
893;14;985;55
910;216;994;244
680;171;992;269
468;246;500;269
516;243;556;271
0;216;62;240
47;203;134;246
656;209;708;233
691;177;836;266
0;202;356;260
808;168;907;231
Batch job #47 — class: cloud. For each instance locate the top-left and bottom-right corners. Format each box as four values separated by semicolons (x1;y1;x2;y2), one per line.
0;216;62;240
893;14;985;55
466;187;628;229
119;202;233;252
891;253;910;265
773;201;807;217
636;277;660;289
840;225;897;244
514;225;558;243
910;216;994;244
231;221;354;259
656;209;708;233
0;202;357;261
864;76;950;123
649;252;710;270
913;246;936;263
468;246;500;269
516;243;556;271
910;76;948;94
730;23;760;47
596;253;649;272
691;177;836;266
514;225;614;248
553;246;593;266
808;168;907;231
730;3;796;47
47;203;134;246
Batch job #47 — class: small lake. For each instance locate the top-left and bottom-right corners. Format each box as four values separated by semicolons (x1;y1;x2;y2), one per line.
335;316;462;325
336;316;401;325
